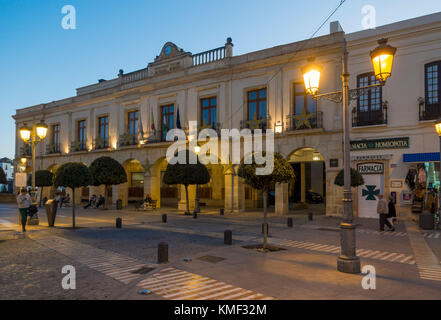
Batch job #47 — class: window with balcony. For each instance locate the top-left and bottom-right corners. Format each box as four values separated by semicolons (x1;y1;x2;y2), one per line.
354;73;386;127
287;83;320;131
97;116;109;148
201;97;217;129
76;120;86;151
242;88;267;130
421;61;441;120
161;104;174;141
127;110;139;145
48;124;60;154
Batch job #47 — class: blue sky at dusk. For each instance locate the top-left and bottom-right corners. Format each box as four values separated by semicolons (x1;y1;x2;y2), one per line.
1;0;441;158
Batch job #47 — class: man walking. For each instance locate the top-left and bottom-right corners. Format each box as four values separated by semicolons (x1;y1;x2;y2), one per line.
17;188;31;232
377;194;395;232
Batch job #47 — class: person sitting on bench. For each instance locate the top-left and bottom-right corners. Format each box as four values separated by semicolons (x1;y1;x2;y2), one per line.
95;195;105;208
84;194;97;209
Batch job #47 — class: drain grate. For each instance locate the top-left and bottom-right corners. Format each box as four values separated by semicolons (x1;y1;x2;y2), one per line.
196;255;226;263
132;266;155;274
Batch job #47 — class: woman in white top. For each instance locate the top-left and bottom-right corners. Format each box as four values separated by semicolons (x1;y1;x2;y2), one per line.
17;188;31;232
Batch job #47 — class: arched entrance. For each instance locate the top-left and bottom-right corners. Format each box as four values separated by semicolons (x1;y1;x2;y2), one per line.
121;159;144;205
288;148;326;211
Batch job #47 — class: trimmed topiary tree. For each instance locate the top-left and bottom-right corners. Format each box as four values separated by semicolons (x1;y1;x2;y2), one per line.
163;150;210;215
53;163;92;228
0;167;6;185
238;152;295;249
27;170;54;206
334;168;365;187
89;157;127;209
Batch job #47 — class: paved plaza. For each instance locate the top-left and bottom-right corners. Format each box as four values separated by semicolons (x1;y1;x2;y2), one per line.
0;203;440;300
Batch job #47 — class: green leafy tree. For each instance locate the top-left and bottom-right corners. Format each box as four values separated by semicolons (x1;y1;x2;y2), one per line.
27;170;54;206
89;157;127;209
53;163;92;228
0;167;6;185
238;152;295;249
334;168;365;187
163;150;210;215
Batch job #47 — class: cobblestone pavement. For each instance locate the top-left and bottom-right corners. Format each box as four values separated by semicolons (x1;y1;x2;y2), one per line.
1;203;440;299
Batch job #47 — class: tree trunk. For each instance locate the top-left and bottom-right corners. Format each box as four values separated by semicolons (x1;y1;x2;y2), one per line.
104;185;110;210
39;187;44;207
185;184;190;215
263;186;268;250
72;188;76;229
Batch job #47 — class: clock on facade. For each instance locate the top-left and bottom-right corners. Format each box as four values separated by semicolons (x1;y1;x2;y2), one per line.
164;45;172;55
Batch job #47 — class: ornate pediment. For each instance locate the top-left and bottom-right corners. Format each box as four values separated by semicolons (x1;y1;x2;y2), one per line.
148;42;193;76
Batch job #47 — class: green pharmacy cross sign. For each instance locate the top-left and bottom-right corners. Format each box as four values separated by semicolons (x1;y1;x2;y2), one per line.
362;185;380;201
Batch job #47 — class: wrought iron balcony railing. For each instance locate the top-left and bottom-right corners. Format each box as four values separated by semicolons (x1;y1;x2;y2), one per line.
70;140;87;152
352;102;388;127
118;133;137;147
419;98;441;121
46;143;60;155
285;111;323;132
240;115;272;131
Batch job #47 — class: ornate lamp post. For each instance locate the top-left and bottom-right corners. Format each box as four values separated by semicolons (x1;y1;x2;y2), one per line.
434;119;441;228
302;38;396;273
19;120;48;203
194;145;201;214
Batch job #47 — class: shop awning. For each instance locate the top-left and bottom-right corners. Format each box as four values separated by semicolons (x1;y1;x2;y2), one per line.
403;153;440;163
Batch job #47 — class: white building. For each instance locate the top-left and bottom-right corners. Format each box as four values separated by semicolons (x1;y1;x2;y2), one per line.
12;12;441;217
0;157;14;192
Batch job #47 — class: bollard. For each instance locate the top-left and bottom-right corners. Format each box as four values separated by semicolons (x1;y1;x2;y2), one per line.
308;212;313;221
220;208;224;216
262;223;269;235
116;217;122;229
162;214;167;223
287;218;293;228
224;230;232;245
193;212;197;219
157;242;168;264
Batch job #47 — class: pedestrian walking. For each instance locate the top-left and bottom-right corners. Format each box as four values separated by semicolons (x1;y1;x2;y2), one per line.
388;195;398;225
17;188;31;232
377;194;395;232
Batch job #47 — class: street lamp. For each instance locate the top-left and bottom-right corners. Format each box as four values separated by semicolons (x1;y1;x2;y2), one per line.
302;37;396;274
434;119;441;228
194;145;201;214
19;120;48;203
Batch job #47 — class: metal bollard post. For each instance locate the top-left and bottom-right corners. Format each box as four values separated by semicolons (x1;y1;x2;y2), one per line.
116;217;122;228
157;242;168;264
220;208;224;216
162;214;167;223
308;212;313;221
287;218;293;228
224;230;232;245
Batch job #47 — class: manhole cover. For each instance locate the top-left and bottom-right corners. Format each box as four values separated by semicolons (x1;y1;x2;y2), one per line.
196;255;226;263
132;266;155;274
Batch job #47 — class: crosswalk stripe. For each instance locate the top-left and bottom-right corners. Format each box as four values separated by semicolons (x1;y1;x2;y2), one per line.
137;268;274;300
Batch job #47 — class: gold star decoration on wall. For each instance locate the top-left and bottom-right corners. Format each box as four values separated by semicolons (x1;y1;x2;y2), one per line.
246;113;264;130
199;119;213;130
142;159;154;177
293;108;314;129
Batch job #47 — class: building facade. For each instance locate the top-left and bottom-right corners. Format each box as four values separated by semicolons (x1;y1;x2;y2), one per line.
13;12;441;217
0;157;14;193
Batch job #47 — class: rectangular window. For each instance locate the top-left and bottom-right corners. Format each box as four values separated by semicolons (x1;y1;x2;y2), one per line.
52;124;60;153
356;73;383;126
424;61;441;119
127;110;139;144
201;97;217;128
77;120;86;150
247;88;267;121
98;116;109;147
293;82;317;129
161;104;174;141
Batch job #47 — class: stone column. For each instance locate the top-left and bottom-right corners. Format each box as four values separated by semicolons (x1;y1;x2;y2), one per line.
118;182;128;207
178;185;195;212
275;182;289;215
224;174;233;212
112;185;119;206
301;162;306;203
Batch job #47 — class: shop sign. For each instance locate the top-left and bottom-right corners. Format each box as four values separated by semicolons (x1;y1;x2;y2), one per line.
357;162;384;174
351;137;409;151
